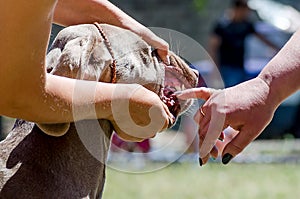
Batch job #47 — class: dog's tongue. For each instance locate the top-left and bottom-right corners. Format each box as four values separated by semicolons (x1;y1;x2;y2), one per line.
161;87;181;118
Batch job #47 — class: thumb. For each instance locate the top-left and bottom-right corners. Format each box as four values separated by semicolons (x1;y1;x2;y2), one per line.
221;128;257;165
156;48;170;65
175;87;214;100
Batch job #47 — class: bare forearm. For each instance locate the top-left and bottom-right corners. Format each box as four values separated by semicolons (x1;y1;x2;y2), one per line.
42;74;115;123
258;30;300;106
54;0;144;30
2;74;116;124
53;0;168;56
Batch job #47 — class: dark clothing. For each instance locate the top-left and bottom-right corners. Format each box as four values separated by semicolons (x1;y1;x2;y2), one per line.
213;18;256;69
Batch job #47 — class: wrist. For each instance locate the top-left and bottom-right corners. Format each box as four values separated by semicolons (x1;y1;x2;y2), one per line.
96;83;143;121
94;83;119;120
256;74;282;110
257;30;300;108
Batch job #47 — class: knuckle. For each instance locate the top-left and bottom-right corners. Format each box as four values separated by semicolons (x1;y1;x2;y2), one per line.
227;142;244;154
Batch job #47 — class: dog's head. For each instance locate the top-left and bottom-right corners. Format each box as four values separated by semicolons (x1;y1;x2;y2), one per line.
39;24;198;136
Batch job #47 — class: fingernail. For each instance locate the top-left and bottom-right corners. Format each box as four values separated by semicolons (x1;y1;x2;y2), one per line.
222;153;233;165
199;157;203;167
218;131;225;142
218;137;224;142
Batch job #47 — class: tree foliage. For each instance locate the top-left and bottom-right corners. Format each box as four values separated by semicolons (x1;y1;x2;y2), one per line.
193;0;208;11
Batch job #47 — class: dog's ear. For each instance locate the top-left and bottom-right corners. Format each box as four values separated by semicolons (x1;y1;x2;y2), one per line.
39;24;110;137
36;123;70;137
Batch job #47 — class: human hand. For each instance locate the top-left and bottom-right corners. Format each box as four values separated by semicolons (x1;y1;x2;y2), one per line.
108;84;174;142
137;27;170;65
177;77;278;165
146;36;170;65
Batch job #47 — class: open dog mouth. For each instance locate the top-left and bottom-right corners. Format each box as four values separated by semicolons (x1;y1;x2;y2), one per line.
161;87;181;118
160;65;193;118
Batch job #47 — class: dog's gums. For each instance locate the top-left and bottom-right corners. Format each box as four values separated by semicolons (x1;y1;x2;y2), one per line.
161;87;181;118
160;63;196;121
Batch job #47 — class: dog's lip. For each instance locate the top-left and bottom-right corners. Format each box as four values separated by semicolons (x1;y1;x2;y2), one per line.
152;50;195;89
161;65;193;120
165;65;194;90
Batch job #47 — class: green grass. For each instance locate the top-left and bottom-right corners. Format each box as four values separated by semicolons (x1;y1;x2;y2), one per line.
103;163;300;199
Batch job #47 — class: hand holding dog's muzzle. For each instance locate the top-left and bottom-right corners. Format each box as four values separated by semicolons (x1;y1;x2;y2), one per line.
108;84;174;142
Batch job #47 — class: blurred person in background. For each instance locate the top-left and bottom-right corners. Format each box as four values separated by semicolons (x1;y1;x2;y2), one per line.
209;0;278;87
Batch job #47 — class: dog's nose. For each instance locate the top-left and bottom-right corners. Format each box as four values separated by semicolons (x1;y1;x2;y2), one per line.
192;69;199;78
